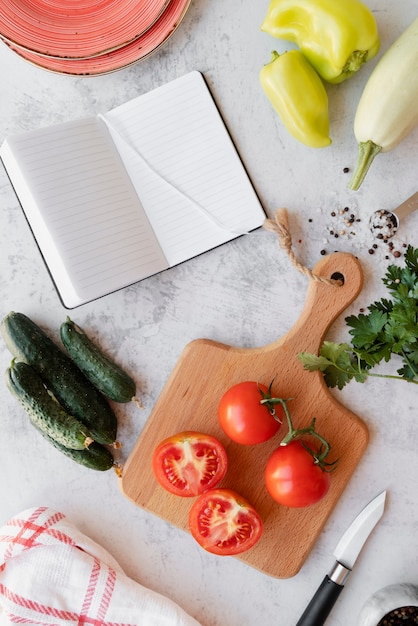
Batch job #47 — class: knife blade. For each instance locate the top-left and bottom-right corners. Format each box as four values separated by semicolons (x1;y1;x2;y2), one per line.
295;490;387;626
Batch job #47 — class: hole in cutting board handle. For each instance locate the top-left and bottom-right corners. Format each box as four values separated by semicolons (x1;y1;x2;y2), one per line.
331;271;345;284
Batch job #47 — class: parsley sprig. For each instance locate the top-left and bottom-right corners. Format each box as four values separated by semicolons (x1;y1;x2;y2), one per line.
299;245;418;389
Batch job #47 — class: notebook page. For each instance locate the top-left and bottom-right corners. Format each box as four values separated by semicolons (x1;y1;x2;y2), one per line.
102;71;265;267
1;118;168;308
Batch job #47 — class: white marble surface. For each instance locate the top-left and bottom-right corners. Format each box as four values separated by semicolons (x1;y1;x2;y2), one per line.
1;1;418;625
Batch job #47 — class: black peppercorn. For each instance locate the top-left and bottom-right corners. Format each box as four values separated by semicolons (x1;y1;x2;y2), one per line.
377;605;418;624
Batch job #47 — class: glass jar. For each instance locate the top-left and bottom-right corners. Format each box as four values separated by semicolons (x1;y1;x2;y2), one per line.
358;583;418;625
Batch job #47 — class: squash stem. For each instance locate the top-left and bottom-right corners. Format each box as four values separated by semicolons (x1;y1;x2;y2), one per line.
348;140;382;191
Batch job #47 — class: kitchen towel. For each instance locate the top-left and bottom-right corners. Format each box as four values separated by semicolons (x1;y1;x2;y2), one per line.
0;506;202;625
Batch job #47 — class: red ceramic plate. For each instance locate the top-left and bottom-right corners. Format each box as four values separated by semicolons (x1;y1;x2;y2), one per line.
2;0;191;74
0;0;171;59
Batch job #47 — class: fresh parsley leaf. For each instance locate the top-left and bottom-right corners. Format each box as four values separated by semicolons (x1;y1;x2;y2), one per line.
355;344;392;368
299;342;365;390
346;310;388;350
404;244;418;273
404;346;418;369
397;362;417;380
368;298;393;315
299;247;418;388
298;352;331;373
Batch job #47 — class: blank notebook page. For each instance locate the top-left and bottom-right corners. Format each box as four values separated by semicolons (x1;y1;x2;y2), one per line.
102;71;265;266
1;118;168;307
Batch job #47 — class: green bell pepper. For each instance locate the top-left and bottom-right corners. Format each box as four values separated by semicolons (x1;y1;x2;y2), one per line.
260;50;331;148
261;0;380;84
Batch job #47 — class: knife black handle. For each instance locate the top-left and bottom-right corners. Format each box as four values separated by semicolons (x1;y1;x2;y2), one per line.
295;575;344;626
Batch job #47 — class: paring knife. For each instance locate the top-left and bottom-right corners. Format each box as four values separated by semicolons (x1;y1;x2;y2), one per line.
295;490;387;626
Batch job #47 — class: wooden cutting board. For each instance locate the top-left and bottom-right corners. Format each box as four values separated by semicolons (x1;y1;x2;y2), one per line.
120;251;369;578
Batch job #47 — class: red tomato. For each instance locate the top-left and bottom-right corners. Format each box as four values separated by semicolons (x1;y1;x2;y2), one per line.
152;431;228;497
264;440;331;508
218;381;283;445
188;488;263;555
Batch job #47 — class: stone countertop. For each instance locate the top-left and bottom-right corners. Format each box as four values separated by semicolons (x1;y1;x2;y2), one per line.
0;1;417;625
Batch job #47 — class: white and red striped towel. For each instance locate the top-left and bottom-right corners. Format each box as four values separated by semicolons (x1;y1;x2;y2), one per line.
0;506;202;626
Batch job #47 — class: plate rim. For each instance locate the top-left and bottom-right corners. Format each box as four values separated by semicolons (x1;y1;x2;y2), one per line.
2;0;192;75
0;0;171;59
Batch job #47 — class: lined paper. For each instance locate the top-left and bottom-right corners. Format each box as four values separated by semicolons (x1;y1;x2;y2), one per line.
103;71;265;266
1;71;265;308
1;118;168;307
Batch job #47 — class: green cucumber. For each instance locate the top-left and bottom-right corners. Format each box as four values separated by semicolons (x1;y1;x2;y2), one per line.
35;427;115;471
1;312;118;445
60;317;136;403
6;360;93;450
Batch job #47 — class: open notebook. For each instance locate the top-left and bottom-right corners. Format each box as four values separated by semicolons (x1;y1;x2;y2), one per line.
1;71;265;308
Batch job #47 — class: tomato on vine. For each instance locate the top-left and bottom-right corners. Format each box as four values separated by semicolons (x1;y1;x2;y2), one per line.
263;398;336;508
265;440;331;508
218;380;284;445
152;431;228;497
188;488;263;555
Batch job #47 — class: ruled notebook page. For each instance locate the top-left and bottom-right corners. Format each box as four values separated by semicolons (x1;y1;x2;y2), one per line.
102;71;265;266
1;118;168;308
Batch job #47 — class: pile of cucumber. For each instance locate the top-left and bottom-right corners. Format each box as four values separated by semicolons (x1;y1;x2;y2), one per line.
2;312;137;472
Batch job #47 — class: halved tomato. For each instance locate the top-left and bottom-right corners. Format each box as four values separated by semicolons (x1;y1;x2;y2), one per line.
188;488;263;555
152;431;228;497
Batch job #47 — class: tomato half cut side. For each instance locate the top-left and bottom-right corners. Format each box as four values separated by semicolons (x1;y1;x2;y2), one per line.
152;431;228;497
188;488;263;555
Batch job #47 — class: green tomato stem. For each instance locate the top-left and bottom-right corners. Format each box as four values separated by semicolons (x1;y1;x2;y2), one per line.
258;379;286;424
348;140;382;191
265;397;333;462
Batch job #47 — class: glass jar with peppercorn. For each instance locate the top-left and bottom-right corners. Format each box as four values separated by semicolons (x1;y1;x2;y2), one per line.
358;583;418;625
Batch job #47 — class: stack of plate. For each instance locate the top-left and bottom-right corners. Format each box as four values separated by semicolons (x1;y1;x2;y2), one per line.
0;0;192;75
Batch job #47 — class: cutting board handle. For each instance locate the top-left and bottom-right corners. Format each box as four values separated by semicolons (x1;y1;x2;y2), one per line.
279;251;363;354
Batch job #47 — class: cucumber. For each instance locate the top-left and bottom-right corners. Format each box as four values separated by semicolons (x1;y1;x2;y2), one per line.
60;317;136;403
35;426;115;471
1;312;118;445
6;360;93;450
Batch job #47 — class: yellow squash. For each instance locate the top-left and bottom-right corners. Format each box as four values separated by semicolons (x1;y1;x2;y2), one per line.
349;17;418;190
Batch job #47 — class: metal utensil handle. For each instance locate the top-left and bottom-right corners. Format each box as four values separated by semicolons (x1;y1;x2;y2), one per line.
393;191;418;220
